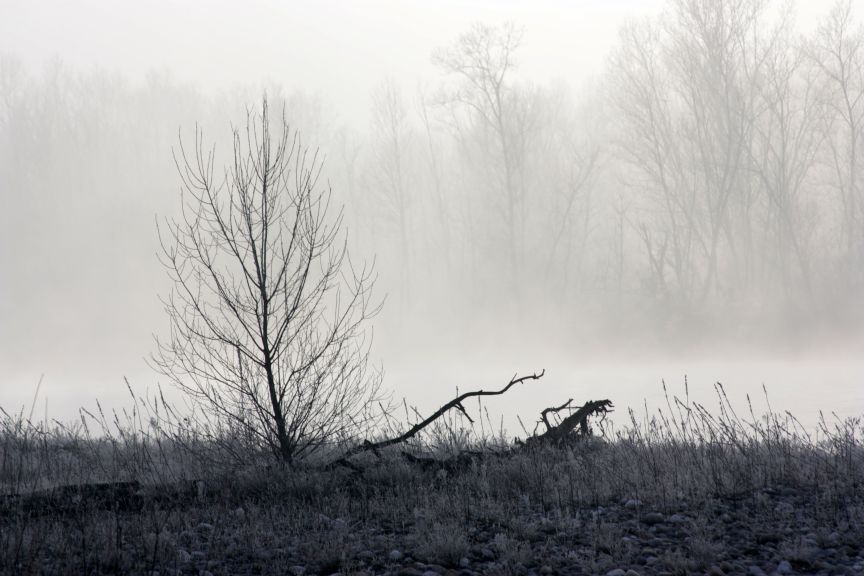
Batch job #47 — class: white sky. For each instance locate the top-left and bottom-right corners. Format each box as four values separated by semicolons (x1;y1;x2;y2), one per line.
5;0;834;127
1;0;837;126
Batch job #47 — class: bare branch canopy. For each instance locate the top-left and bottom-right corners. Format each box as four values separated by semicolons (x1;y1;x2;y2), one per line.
151;99;382;463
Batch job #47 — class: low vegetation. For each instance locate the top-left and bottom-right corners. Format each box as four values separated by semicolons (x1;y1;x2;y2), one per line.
1;377;862;575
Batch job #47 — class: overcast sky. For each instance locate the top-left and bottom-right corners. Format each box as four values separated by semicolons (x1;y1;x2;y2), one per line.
0;1;648;123
0;0;832;123
2;0;833;127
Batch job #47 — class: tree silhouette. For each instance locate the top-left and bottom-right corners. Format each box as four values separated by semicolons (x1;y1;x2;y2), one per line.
152;99;381;463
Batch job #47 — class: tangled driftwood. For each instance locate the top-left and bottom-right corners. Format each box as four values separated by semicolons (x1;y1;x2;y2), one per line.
332;370;613;469
530;398;614;444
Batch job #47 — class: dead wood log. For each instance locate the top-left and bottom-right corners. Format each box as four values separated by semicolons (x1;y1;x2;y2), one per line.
0;480;144;516
529;399;613;446
330;370;545;469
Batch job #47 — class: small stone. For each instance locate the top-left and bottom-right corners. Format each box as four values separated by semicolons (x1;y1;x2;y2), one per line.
747;569;766;576
232;507;245;520
669;513;687;523
459;557;471;568
776;560;792;574
288;567;305;576
481;547;496;560
539;523;557;535
196;522;214;532
333;518;348;531
625;570;641;576
641;512;665;525
606;569;626;576
540;566;553;575
625;499;643;509
357;550;375;562
389;549;404;562
707;566;725;576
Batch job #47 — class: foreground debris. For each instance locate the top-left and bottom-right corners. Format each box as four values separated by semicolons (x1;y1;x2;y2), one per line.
333;370;613;471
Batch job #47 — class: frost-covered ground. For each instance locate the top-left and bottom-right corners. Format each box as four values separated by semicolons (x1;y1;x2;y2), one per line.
4;473;863;576
2;403;863;576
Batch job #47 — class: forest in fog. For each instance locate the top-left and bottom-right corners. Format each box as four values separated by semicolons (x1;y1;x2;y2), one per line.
4;4;864;574
2;0;864;398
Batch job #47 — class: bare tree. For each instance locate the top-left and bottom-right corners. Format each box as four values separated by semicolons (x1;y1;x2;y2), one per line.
809;0;864;284
370;79;414;300
610;0;778;307
417;86;452;275
433;22;538;298
611;19;698;304
152;100;381;464
750;26;826;300
539;91;601;300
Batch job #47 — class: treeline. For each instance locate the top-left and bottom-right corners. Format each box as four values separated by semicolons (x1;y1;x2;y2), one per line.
345;0;864;348
2;0;863;358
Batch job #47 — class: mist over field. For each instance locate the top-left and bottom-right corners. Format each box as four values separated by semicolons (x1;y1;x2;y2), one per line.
1;0;863;433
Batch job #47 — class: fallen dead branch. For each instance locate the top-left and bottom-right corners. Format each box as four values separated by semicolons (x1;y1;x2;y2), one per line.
0;480;145;516
330;370;614;470
330;370;546;468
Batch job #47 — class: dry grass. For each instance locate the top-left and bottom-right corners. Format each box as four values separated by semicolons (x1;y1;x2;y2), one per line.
1;380;862;574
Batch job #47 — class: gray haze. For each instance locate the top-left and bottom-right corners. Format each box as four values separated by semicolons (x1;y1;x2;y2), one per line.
1;0;862;432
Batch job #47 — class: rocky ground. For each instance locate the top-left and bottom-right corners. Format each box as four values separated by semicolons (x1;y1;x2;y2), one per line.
185;487;864;576
4;401;863;576
5;477;863;576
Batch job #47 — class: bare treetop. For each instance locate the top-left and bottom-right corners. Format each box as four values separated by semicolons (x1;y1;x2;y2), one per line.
152;99;382;463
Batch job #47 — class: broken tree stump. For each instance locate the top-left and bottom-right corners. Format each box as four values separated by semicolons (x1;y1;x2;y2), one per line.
527;399;614;446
